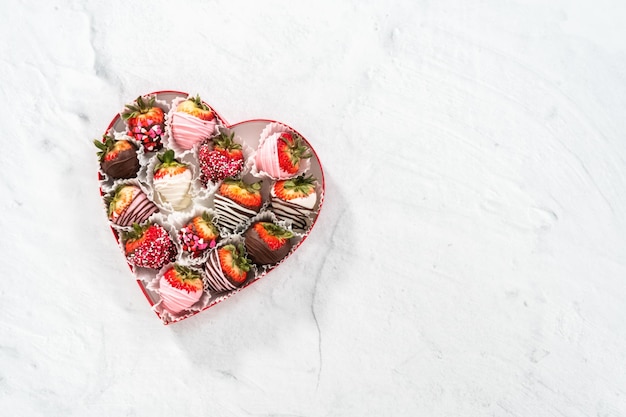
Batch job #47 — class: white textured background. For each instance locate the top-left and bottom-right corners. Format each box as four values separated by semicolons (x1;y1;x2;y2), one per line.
1;0;625;415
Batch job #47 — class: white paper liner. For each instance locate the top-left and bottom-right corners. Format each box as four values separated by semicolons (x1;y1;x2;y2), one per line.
147;263;211;324
165;95;222;155
189;190;217;211
144;150;200;215
118;94;171;154
235;128;257;178
169;206;222;266
193;167;221;202
250;122;312;180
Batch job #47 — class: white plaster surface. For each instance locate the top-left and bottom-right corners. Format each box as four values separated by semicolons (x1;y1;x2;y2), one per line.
1;0;625;415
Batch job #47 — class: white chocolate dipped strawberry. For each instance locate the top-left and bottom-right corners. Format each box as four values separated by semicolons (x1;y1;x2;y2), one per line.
255;131;312;179
270;174;317;231
152;150;193;210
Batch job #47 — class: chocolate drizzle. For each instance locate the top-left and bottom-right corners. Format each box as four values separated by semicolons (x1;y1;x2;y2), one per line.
115;192;159;227
269;196;312;230
214;194;259;232
244;226;293;265
204;248;246;293
101;148;140;179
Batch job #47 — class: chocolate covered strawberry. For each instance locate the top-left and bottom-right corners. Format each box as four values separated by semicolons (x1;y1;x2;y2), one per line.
198;131;244;184
270;174;317;230
108;185;158;227
94;134;139;179
123;223;177;269
159;264;204;313
170;94;217;150
178;212;220;258
121;96;165;152
213;179;263;232
255;131;312;179
204;243;252;293
244;222;294;265
153;149;192;210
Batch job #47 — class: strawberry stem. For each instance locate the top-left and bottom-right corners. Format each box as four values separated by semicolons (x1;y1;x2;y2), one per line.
157;149;176;164
121;95;157;120
192;94;210;111
262;222;294;239
122;222;149;243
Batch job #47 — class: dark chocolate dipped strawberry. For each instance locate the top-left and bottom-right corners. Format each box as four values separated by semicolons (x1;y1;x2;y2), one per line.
244;222;294;265
255;131;312;179
204;243;252;293
94;135;139;179
213;178;263;232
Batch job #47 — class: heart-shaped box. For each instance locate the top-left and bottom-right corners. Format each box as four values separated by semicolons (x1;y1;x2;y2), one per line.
96;91;325;324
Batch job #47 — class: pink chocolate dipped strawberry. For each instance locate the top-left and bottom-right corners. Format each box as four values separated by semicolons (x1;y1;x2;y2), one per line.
159;264;204;313
255;131;311;179
170;95;217;150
